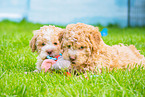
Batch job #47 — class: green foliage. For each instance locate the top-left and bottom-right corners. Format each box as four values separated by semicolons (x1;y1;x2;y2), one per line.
0;21;145;97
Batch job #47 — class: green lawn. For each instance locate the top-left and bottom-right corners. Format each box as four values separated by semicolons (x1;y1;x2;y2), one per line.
0;20;145;97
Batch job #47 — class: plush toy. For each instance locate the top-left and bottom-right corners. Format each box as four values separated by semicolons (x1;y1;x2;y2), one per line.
41;53;71;75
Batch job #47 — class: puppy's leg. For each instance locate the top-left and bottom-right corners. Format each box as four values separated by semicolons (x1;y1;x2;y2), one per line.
33;56;43;72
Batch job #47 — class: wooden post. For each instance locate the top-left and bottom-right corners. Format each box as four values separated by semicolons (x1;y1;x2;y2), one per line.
128;0;131;27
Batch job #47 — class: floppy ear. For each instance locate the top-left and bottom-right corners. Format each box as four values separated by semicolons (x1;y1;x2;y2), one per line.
58;30;64;43
89;29;101;52
29;36;37;52
58;29;65;50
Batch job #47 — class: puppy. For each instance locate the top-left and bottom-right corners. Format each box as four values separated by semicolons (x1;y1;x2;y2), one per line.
30;25;70;72
61;23;145;73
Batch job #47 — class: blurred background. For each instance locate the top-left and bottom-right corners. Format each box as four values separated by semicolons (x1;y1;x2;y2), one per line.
0;0;145;27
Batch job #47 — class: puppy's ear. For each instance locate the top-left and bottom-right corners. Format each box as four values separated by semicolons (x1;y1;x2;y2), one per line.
58;29;64;43
58;29;66;50
89;28;101;51
29;36;37;52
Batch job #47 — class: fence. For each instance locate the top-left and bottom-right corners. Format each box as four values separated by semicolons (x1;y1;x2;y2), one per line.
129;0;145;27
0;0;144;27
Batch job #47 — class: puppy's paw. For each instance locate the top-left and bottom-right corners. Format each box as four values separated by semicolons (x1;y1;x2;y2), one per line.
33;69;40;73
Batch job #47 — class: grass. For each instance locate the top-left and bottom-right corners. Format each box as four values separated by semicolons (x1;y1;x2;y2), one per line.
0;20;145;97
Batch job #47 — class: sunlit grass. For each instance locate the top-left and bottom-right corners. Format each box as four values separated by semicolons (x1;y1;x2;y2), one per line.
0;20;145;97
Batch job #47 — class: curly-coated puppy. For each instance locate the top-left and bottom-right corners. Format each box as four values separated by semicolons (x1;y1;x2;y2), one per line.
61;23;145;73
30;25;64;72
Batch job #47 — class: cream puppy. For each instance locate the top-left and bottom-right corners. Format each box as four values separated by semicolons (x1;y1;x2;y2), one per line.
30;25;70;72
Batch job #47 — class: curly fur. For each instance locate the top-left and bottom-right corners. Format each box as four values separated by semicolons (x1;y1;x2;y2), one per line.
61;23;145;73
30;25;64;71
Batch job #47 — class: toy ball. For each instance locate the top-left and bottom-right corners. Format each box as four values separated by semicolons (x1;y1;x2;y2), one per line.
41;59;56;72
100;28;108;36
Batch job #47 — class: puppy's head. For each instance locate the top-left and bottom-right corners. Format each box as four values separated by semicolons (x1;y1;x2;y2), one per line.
30;25;64;60
62;23;101;67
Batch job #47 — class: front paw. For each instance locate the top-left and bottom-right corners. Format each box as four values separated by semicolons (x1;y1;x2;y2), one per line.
33;69;40;73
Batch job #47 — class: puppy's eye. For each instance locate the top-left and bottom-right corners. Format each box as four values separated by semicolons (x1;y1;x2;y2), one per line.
68;45;71;48
54;42;57;45
42;43;45;46
79;46;84;50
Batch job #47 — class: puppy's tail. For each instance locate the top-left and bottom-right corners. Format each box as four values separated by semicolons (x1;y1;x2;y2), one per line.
129;45;145;68
129;45;144;59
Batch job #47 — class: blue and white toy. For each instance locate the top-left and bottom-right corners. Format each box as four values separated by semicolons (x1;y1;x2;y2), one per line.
100;28;108;36
46;53;62;61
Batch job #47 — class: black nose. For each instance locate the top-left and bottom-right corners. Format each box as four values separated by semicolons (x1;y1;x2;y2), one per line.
48;51;52;54
47;50;53;54
69;56;76;61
